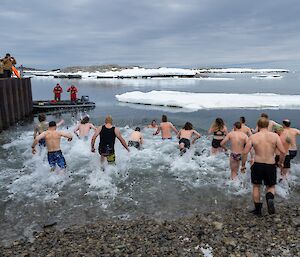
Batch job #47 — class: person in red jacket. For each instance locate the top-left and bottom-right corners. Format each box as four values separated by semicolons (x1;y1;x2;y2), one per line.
67;85;78;101
53;83;63;101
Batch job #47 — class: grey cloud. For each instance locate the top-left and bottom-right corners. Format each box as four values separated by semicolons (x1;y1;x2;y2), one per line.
1;0;300;69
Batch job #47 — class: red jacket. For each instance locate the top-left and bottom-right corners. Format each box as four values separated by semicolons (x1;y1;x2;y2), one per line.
53;85;63;94
67;86;78;94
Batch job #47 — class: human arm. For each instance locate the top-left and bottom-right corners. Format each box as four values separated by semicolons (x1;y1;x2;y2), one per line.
91;126;102;152
60;131;73;141
57;119;64;127
177;130;181;139
33;125;39;139
153;125;161;135
241;137;252;169
192;130;201;144
90;123;96;130
171;123;178;134
115;128;130;152
31;132;46;154
73;124;80;138
220;133;230;147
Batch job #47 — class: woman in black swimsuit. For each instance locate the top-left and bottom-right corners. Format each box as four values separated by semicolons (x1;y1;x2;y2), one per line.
208;118;228;154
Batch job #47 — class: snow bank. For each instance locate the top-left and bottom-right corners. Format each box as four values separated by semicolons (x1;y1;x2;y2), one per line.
197;68;289;73
116;90;300;110
27;67;289;79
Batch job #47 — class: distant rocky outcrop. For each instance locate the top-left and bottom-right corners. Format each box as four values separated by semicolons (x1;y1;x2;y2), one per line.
61;64;137;73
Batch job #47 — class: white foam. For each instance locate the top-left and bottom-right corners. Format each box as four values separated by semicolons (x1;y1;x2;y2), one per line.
252;74;283;79
116;91;300;110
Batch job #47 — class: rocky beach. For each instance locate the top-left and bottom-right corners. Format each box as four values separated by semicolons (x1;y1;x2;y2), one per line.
1;203;299;257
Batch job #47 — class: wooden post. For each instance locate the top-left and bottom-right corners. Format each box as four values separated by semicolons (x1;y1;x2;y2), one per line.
6;79;16;125
0;79;10;129
11;79;21;121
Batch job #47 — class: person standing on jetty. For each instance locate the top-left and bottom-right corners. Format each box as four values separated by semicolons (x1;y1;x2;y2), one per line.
34;114;64;147
67;85;78;102
74;115;96;140
221;122;248;180
53;83;63;101
0;59;4;78
242;117;285;215
91;115;129;166
0;53;17;78
32;121;73;172
128;127;144;149
177;122;201;155
154;115;178;139
208;118;228;154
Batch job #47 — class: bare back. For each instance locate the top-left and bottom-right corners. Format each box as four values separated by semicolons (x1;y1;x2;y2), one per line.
160;122;176;139
76;123;95;137
250;130;282;164
228;131;248;153
129;131;143;143
241;124;252;136
284;127;300;150
44;130;65;152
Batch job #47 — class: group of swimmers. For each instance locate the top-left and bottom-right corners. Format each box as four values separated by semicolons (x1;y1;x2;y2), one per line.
31;112;300;216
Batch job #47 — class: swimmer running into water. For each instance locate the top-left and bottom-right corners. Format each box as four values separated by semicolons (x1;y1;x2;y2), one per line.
154;115;178;140
33;113;64;148
147;120;158;129
242;117;285;215
32;121;73;172
221;122;249;180
128;127;144;149
74;115;96;140
208;118;228;154
177;122;201;155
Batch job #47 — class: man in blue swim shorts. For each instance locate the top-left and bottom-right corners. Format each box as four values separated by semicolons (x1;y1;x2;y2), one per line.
32;121;73;172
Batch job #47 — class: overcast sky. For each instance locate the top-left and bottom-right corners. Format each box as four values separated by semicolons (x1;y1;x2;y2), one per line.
1;0;300;69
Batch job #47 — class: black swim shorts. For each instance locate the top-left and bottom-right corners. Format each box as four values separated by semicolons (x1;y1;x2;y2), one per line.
128;140;140;149
212;138;222;149
289;150;297;159
251;162;277;186
179;138;191;149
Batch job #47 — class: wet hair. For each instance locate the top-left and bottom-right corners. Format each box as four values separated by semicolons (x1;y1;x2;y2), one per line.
261;113;269;119
38;113;46;122
162;115;167;122
81;116;90;124
212;117;225;131
49;121;57;127
105;115;113;124
5;53;10;57
240;116;246;124
135;127;141;132
151;120;156;124
183;122;193;130
283;119;291;127
234;121;242;129
257;117;269;129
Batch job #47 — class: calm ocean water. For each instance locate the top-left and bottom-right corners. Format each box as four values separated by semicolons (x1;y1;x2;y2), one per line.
0;72;300;245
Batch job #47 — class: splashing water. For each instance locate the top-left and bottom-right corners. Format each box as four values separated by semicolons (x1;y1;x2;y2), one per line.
0;124;299;245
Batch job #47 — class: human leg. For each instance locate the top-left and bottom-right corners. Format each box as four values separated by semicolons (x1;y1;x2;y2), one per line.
229;157;240;180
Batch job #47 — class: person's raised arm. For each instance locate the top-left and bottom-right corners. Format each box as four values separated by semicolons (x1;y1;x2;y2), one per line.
115;128;130;152
224;126;228;135
90;123;96;130
31;132;46;154
33;125;39;139
192;130;201;144
91;126;102;152
208;124;214;134
57;119;64;127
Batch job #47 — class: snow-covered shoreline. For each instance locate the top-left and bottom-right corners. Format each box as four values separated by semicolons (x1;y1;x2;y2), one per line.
24;67;289;80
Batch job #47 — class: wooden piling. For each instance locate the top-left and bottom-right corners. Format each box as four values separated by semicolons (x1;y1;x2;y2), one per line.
0;78;33;132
